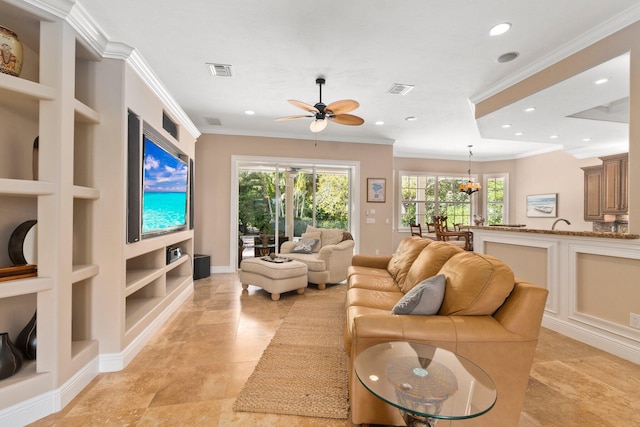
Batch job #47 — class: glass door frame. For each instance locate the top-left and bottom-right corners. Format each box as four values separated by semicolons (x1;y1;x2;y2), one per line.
231;155;360;269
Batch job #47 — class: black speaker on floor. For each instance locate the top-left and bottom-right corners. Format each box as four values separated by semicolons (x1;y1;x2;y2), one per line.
193;254;210;280
126;110;141;244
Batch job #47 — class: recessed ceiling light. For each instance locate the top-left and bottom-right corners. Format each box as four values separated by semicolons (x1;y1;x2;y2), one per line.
375;121;384;126
594;77;610;85
405;116;417;121
550;135;559;139
501;124;512;128
524;107;536;112
515;132;523;136
583;138;592;142
489;22;511;36
497;52;519;63
244;110;255;115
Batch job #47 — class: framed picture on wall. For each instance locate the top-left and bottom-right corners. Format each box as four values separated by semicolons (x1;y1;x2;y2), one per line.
367;178;386;203
526;193;557;217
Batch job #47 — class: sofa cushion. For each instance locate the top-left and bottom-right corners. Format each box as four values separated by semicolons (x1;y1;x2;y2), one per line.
386;237;433;288
349;274;400;292
301;231;322;252
283;252;327;272
291;238;319;254
402;241;464;293
438;252;515;315
348;265;393;281
344;305;393;351
306;226;344;249
346;288;403;311
391;274;446;315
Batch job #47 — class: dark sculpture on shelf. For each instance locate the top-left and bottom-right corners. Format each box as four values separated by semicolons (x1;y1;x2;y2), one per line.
16;311;37;360
0;332;23;380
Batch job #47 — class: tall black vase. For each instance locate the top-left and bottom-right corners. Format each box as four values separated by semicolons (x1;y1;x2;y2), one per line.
0;332;23;380
16;311;36;360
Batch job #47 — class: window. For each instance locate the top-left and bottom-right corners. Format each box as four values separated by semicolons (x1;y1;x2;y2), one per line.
238;164;352;236
400;172;477;229
484;173;509;225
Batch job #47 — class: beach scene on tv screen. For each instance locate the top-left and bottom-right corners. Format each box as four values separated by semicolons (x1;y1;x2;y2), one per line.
142;138;188;233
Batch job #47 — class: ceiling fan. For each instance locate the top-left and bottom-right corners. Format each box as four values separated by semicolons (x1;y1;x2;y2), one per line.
275;78;364;132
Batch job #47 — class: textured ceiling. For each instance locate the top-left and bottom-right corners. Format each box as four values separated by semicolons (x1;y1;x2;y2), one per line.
77;0;640;161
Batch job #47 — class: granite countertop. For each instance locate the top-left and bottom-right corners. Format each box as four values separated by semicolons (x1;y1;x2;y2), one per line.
471;225;640;239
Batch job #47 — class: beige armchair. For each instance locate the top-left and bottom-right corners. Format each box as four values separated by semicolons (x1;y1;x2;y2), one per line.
280;227;354;289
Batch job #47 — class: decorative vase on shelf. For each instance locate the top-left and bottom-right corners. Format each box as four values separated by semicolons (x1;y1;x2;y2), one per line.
0;26;23;77
0;332;23;380
16;311;36;360
33;136;39;181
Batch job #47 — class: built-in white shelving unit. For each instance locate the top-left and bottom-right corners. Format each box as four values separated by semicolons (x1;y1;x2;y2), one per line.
0;1;196;424
0;1;105;417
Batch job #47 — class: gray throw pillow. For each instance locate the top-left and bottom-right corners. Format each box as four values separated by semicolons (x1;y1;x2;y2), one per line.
391;274;446;315
291;238;319;254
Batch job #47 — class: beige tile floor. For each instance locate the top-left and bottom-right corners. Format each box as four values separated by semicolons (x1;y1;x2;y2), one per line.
29;273;640;426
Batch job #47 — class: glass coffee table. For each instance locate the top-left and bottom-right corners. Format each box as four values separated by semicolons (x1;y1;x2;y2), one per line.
355;341;497;426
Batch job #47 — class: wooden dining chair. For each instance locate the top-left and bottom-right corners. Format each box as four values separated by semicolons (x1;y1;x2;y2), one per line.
409;223;423;237
432;215;473;251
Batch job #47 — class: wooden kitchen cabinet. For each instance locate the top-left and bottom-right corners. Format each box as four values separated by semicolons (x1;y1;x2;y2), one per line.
582;165;604;221
601;153;628;214
582;153;628;221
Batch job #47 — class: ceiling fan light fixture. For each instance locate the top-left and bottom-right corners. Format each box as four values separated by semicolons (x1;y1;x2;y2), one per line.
275;77;364;132
310;118;328;132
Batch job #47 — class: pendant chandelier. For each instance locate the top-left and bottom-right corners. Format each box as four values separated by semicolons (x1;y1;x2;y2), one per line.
459;145;481;195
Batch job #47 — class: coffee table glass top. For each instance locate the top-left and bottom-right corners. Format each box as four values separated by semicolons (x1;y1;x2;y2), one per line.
355;341;497;421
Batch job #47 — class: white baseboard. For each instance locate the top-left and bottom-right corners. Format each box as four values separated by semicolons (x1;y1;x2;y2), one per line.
0;357;99;427
0;283;194;426
211;265;235;274
100;283;194;372
542;315;640;364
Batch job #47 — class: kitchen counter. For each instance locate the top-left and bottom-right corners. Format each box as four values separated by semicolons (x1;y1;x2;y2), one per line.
471;225;639;239
471;225;640;366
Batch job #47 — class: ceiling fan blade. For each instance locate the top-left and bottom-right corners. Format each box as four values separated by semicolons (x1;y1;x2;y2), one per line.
329;114;364;126
288;99;320;113
274;115;313;121
324;99;359;115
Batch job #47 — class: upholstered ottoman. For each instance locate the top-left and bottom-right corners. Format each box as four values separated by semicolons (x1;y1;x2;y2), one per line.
239;257;308;300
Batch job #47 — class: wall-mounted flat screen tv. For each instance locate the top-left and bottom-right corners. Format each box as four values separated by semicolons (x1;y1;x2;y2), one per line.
141;134;188;237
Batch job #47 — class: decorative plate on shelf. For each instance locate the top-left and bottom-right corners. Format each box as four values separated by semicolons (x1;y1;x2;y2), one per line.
8;220;37;265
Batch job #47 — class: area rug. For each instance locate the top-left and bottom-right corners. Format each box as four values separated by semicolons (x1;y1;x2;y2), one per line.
233;293;349;419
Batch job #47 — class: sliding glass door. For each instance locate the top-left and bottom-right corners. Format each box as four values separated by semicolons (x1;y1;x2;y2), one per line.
235;158;356;265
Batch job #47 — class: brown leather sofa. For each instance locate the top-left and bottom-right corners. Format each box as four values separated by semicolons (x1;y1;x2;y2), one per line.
344;237;548;426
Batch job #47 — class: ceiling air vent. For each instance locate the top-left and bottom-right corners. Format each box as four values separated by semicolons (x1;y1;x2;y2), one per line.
206;63;233;77
205;117;222;126
387;83;414;95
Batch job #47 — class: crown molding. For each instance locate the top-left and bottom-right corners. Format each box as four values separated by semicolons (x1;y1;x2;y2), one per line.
18;0;201;140
470;3;640;104
565;142;629;159
65;2;108;57
200;127;395;146
9;0;75;20
393;144;563;162
103;43;201;139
